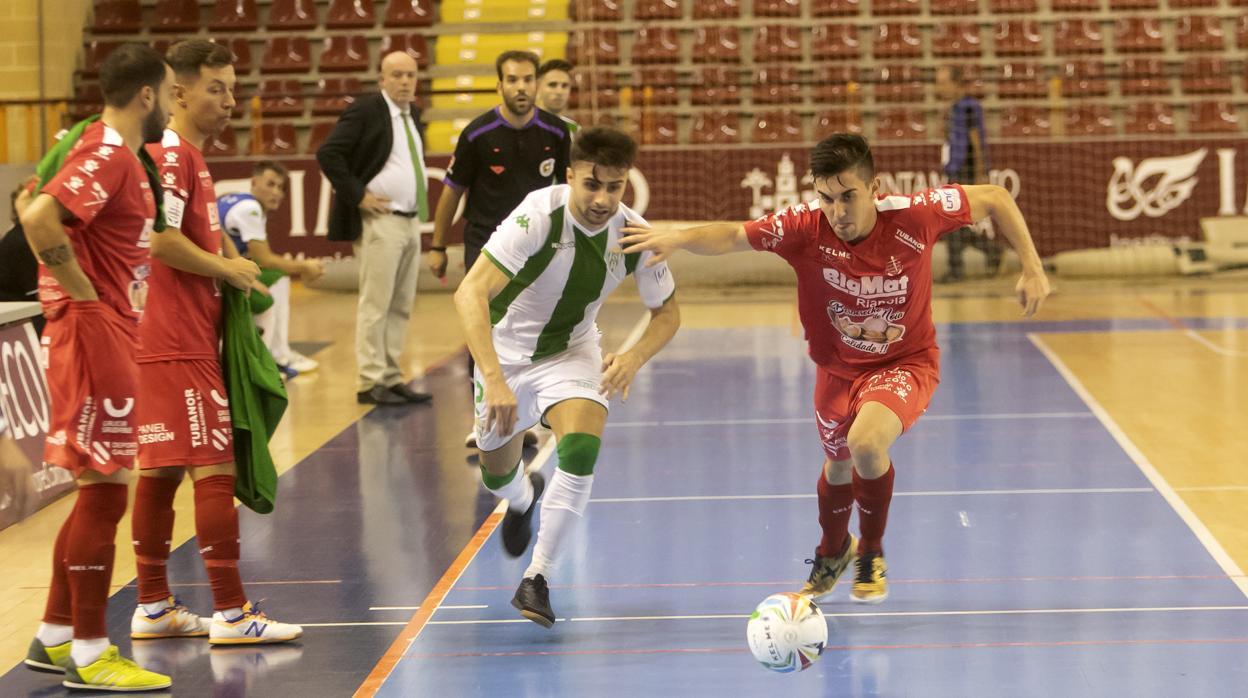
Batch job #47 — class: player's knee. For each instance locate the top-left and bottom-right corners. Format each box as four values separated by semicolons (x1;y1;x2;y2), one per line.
556;433;601;476
846;431;889;470
823;459;852;485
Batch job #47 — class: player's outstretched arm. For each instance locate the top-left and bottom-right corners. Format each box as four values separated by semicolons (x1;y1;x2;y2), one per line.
453;258;519;436
19;193;97;301
963;184;1051;318
601;295;680;402
619;222;752;267
152;227;260;291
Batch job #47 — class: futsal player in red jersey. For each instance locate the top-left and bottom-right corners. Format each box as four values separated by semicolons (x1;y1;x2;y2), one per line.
20;43;175;691
621;134;1050;603
132;39;301;646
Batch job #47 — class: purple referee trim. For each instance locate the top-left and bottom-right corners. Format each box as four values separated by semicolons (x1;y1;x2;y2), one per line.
533;118;566;139
466;115;508;142
442;178;466;191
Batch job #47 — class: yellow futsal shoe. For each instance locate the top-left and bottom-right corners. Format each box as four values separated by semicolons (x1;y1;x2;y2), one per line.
61;646;172;692
131;597;209;639
25;637;72;673
799;535;857;599
850;552;889;604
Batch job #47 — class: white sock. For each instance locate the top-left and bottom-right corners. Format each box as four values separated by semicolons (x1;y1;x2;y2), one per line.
216;607;246;621
486;460;533;513
70;637;109;667
140;598;173;615
36;622;72;647
524;469;594;580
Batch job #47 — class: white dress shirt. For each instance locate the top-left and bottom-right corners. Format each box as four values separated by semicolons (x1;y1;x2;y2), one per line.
366;91;425;213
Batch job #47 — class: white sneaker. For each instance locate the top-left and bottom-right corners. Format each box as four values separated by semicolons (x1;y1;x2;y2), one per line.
131;597;209;639
209;602;302;645
286;351;319;373
464;430;478;449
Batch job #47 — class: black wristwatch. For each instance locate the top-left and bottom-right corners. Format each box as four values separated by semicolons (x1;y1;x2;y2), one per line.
429;246;446;252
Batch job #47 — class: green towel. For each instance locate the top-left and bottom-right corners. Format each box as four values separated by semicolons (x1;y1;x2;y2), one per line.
222;285;287;514
36;115;167;232
249;267;287;315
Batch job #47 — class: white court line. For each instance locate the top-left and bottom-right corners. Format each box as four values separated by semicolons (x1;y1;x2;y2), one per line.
368;605;488;611
609;412;1094;429
413;605;1248;626
1028;333;1248;599
589;487;1154;504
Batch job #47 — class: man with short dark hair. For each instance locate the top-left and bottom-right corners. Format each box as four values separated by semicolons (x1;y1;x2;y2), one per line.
218;160;325;375
131;38;301;648
621;133;1050;605
21;42;174;692
536;58;577;135
455;127;679;627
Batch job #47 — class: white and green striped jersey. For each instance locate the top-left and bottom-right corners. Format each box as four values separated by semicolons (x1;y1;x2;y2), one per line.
482;184;676;366
559;114;579;136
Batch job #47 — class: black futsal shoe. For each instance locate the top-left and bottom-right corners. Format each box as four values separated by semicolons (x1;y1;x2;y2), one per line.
501;471;545;557
512;574;555;628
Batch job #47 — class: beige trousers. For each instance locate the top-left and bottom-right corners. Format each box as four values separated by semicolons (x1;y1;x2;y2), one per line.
353;212;420;392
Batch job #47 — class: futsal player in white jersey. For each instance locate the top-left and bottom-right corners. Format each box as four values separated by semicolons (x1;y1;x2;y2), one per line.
454;127;681;627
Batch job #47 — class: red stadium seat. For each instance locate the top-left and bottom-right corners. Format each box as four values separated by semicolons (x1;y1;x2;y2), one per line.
691;67;741;105
1175;16;1226;52
82;40;123;78
313;77;360;115
812;64;854;103
753;110;803;143
1052;0;1098;9
755;25;802;62
1181;56;1232;94
640;112;679;145
1239;15;1248;49
570;72;619;109
814;110;864;138
692;27;741;63
259;79;304;117
874;64;923;103
70;83;104;122
379;34;430;69
753;65;801;105
753;0;802;17
221;38;252;74
1054;19;1103;55
572;0;621;20
691;110;740;144
1065;105;1115;136
870;0;920;14
812;0;860;15
632;27;679;64
210;0;258;31
320;36;369;72
996;62;1046;99
635;0;681;20
930;0;978;13
261;37;312;73
150;39;177;59
932;22;981;57
873;23;922;59
307;121;337;153
326;0;376;28
994;20;1042;56
693;0;741;18
637;68;679;106
92;1;142;34
1120;58;1169;95
1170;0;1217;6
876;108;926;140
1124;102;1175;135
1114;18;1164;53
1060;60;1108;98
1189;101;1239;133
205;125;238;157
988;0;1036;10
1109;0;1156;8
256;124;298;155
267;0;318;30
812;24;860;61
384;0;434;26
999;106;1051;138
153;0;200;33
569;29;620;65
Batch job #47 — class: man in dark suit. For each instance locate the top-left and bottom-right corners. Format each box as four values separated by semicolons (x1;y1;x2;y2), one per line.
317;51;432;406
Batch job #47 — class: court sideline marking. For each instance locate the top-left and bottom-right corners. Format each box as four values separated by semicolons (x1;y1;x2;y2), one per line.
1028;333;1248;599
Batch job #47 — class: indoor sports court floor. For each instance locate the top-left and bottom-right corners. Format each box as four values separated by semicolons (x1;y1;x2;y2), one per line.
2;278;1247;696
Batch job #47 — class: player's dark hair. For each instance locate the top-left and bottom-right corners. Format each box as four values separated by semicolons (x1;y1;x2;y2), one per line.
495;50;540;81
99;43;169;108
810;133;875;181
253;160;288;180
570;127;637;170
165;39;233;82
537;59;574;80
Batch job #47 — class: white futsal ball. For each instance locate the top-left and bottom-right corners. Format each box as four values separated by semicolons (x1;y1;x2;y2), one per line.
746;592;828;673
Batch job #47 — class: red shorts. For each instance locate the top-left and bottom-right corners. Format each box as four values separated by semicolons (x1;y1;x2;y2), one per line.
42;301;139;476
813;362;939;461
136;359;234;468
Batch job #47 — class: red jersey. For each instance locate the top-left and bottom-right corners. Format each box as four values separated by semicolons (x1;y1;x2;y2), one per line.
744;185;973;378
39;121;155;325
139;129;224;361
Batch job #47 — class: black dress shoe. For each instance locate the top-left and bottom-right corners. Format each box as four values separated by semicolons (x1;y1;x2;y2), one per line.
388;383;432;404
357;386;406;405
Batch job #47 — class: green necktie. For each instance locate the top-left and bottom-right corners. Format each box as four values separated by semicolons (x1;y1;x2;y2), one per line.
402;112;428;221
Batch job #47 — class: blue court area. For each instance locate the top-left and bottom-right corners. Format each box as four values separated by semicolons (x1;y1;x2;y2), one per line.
3;317;1246;696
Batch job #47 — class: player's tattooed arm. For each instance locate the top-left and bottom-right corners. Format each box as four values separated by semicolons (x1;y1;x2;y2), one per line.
37;244;74;267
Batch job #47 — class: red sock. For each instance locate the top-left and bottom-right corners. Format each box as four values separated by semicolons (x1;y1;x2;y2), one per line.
815;473;855;558
193;475;247;611
132;475;182;604
43;505;76;627
854;465;896;555
67;483;128;639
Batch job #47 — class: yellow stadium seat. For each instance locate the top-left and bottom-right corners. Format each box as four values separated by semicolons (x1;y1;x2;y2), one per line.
430;75;500;110
425;118;474;153
435;32;567;66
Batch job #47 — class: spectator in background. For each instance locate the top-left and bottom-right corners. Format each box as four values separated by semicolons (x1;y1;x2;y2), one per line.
317;51;432;406
218;161;324;377
936;65;1002;282
536;59;577;136
0;177;43;333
